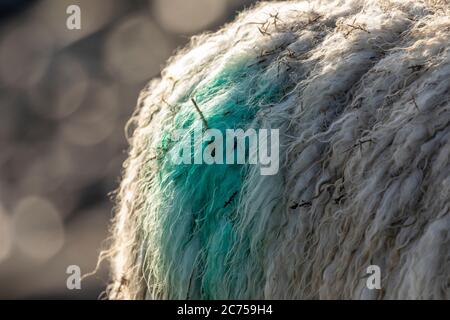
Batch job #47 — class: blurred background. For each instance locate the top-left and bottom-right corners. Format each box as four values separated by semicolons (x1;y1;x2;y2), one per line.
0;0;258;299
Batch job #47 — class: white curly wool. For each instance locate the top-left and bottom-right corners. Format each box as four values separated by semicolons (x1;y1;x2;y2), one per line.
107;0;450;299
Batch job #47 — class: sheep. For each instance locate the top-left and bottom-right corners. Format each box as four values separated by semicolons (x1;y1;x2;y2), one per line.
106;0;450;299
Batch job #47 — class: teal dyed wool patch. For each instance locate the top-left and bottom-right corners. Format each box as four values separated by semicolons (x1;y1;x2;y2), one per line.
146;58;284;299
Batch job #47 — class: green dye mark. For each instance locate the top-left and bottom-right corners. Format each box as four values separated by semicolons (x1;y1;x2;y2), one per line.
148;57;285;299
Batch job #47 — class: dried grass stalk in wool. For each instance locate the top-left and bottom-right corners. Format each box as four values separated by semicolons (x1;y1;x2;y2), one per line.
106;0;450;299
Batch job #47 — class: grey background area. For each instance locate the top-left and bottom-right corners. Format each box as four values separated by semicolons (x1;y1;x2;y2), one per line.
0;0;258;299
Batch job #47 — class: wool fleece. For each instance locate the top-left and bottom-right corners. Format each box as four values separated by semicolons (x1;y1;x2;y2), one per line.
106;0;450;299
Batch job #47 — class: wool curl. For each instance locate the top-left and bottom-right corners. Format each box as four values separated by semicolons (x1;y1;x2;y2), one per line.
105;0;450;299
